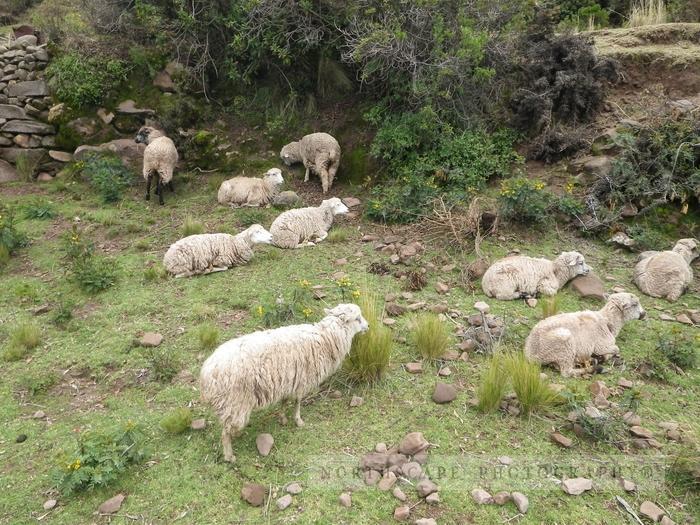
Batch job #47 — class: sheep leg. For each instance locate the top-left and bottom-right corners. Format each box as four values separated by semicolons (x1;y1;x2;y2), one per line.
317;163;331;194
294;398;305;427
145;173;153;201
304;167;310;182
328;164;338;190
157;178;164;205
221;429;237;463
168;180;174;192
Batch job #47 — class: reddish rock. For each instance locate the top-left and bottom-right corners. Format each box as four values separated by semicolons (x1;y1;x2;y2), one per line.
98;494;125;514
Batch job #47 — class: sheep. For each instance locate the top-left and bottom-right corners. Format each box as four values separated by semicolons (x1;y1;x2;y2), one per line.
481;251;591;300
135;126;179;206
524;293;646;377
633;238;698;302
217;168;284;208
199;303;369;462
163;224;272;278
280;132;341;193
270;197;348;249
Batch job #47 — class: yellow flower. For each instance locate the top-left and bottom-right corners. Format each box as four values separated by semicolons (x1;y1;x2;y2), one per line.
125;420;135;431
256;305;265;317
336;276;352;288
68;458;81;470
298;279;310;288
302;307;313;318
351;290;361;299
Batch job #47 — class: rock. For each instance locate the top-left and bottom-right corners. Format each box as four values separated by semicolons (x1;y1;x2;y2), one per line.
666;430;682;442
676;313;692;325
498;456;513;466
526;298;538;308
139;332;163;347
471;488;493;504
116;99;155;116
632;438;650;449
190;418;206;430
459;339;476;352
415;520;437;525
618;377;633;389
432;382;457;404
385;303;406;317
375;442;387;453
49;150;72;162
550;432;573;448
43;499;57;510
153;70;175;92
589;381;610;399
16;434;27;443
620;478;636;492
405;362;423;374
660;517;676;525
36;172;52;182
393;487;407;502
399;432;429;456
7;80;48;98
285;482;302;495
0;104;26;119
623;412;641;426
584;406;603;419
342;196;361;208
425;492;440;505
610;232;636;248
394;505;410;521
493;491;511;505
438;367;451;377
241;483;266;507
639;501;665;522
361;452;389;471
629;426;653;439
569;273;606;300
256;433;274;456
435;281;449;294
416;479;438;497
334;258;348;266
364;469;381;485
338;492;352;507
658;422;679;432
659;313;674;322
474;301;490;313
349;395;363;407
32;410;45;419
620;203;638;218
383;318;396;326
361;234;379;242
562;478;592;495
401;461;423;480
378;471;397;491
0;158;18;182
98;494;125;514
582;156;612;179
275;494;292;510
1;119;54;135
407;302;426;311
512;492;529;513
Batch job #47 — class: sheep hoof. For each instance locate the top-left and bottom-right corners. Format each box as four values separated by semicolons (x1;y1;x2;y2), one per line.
295;417;305;428
223;454;237;463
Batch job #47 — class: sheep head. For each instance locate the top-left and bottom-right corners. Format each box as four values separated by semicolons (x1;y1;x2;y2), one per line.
673;238;699;263
323;304;369;335
242;224;273;245
135;126;165;144
608;292;646;322
556;251;590;279
321;197;349;216
280;142;301;165
263;168;284;187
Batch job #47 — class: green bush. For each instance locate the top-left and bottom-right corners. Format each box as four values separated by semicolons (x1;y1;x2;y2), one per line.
3;322;41;361
52;297;75;327
81;155;134;204
51;422;148;495
344;290;392;384
658;333;697;371
256;283;317;328
0;205;27;257
62;225;118;294
147;349;182;383
197;323;220;351
160;408;193;434
46;52;128;109
499;177;553;224
236;209;267;228
15;369;59;396
22;200;57;220
411;313;452;360
505;352;561;415
477;355;510;413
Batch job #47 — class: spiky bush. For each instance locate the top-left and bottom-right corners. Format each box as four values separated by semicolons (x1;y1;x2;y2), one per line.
412;313;452;360
504;352;561;415
160;408;193;434
477;354;510;413
344;290;392;383
197;323;219;351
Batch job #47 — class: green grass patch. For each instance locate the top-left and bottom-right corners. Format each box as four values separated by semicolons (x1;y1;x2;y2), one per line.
344;289;392;383
411;313;452;360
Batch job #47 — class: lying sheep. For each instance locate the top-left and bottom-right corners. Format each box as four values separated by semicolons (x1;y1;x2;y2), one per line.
200;303;369;462
525;293;646;377
163;224;272;278
633;238;698;302
280;132;341;193
217;168;284;208
135;126;179;206
481;251;590;300
270;197;348;248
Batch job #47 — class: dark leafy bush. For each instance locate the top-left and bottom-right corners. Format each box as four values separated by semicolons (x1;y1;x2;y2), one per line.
498;176;584;224
0;205;27;257
62;225;118;294
22;200;57;220
81;155;134;203
658;332;698;371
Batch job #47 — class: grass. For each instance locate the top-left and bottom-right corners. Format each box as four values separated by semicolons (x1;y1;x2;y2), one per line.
327;226;355;243
504;352;561;415
160;407;193;434
3;322;41;361
628;0;667;27
182;216;204;236
411;313;452;360
540;295;560;318
344;289;392;383
477;354;509;413
15;152;41;181
236;209;267;227
197;322;220;350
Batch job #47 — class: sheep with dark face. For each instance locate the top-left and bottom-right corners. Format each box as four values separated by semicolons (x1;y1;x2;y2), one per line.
280;132;341;193
135;126;178;205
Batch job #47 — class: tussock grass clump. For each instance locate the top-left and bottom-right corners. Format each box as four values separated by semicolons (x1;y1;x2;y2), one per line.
22;200;56;220
197;323;220;350
478;355;510;413
504;352;561;415
666;447;700;494
412;313;451;360
540;295;560;318
3;322;41;361
15;369;59;396
327;226;354;243
160;408;193;434
143;264;168;282
182;216;204;236
344;290;392;383
628;0;667;26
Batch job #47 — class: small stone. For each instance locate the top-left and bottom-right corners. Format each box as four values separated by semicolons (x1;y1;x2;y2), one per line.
393;487;407;501
658;421;679;432
415;520;437;525
498;456;513;465
471;488;493;504
584;406;603;419
493;491;511;505
338;492;352;507
334;257;347;266
361;452;389;471
647;438;663;449
429;304;448;314
550;432;573;448
666;430;682;442
416;479;438;497
349;395;363;407
660;516;676;525
399;432;429;455
383;318;397;326
286;482;302;495
442;349;459;361
620;478;636;492
394;505;410;521
435;281;449;294
590;380;610;399
276;494;292;510
459;339;476;352
190;418;206;430
361;234;379;242
342;197;361;208
43;499;57;510
329;390;342;399
632;438;650;449
16;434;27;443
639;501;665;522
618;378;634;388
438;367;451;377
623;412;641;426
32;410;45;419
139;332;163;347
49;150;72;162
36;173;53;182
256;433;274;456
432;382;457;404
364;469;381;485
474;301;490;313
405;362;423;374
378;471;397;491
562;478;592;495
375;442;387;453
659;313;674;322
401;461;423;480
425;492;440;505
407;302;426;311
512;492;529;513
629;426;653;439
413;450;428;465
526;298;538;308
676;313;692;325
386;303;407;316
98;494;126;514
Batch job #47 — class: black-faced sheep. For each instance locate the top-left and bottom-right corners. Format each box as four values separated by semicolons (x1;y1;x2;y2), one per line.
280;132;341;193
217;168;284;208
135;126;179;205
525;293;646;377
270;197;348;249
481;252;590;300
199;303;369;462
633;238;698;302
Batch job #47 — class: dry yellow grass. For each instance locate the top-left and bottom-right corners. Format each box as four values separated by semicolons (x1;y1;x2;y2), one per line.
628;0;667;27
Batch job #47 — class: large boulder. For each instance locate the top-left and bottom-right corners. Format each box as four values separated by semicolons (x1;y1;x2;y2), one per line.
74;138;145;170
0;158;19;182
116;99;155;116
0;147;48;165
569;273;606;301
1;119;54;135
0;104;27;120
7;80;49;98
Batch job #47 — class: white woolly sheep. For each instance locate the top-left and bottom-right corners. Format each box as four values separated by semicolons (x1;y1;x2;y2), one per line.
280;132;341;193
525;293;646;377
163;224;272;278
633;238;698;302
270;197;348;249
481;251;591;300
217;168;284;208
135;126;179;206
199;303;369;462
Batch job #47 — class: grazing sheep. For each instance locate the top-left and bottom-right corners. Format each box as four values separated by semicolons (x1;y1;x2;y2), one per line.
163;224;272;278
135;126;179;206
200;303;369;462
525;293;646;377
633;238;698;302
270;197;348;249
280;132;341;193
217;168;284;208
481;251;591;300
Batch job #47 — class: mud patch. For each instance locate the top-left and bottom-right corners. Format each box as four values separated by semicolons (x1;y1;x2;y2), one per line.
217;308;250;328
50;369;104;412
73;301;101;320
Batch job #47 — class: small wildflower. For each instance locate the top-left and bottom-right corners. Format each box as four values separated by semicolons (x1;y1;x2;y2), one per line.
256;305;265;317
302;307;313;318
298;279;310;288
351;289;361;299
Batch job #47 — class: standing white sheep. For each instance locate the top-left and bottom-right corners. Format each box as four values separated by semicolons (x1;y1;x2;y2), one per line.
270;197;348;248
280;132;341;193
135;126;179;206
163;224;272;278
633;238;698;302
199;303;369;462
524;293;646;377
217;168;284;208
481;252;591;300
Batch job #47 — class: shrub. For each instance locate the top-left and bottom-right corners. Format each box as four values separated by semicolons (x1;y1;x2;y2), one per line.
81;155;134;203
197;323;219;350
658;333;697;371
15;369;59;396
3;322;41;361
0;205;27;256
540;296;560;319
46;52;128;109
499;177;553;224
22;200;57;220
574;408;627;445
666;447;700;494
256;284;316;328
147;348;182;383
15;151;41;181
327;226;354;243
635;347;674;382
344;290;392;383
62;225;118;293
504;352;561;415
52;297;75;327
182;216;204;236
477;355;510;413
160;408;193;434
412;313;452;360
51;421;148;495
